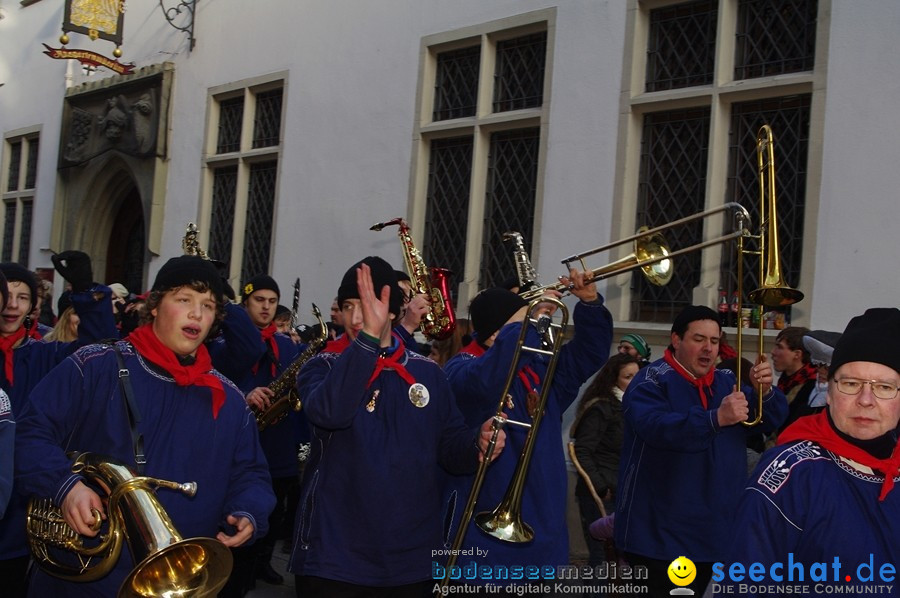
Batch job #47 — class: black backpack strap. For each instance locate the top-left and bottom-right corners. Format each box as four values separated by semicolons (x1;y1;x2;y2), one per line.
113;343;145;474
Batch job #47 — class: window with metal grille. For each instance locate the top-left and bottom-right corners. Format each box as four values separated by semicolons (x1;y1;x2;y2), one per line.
735;0;817;80
2;201;14;263
17;200;32;266
720;95;811;318
419;17;549;308
631;109;710;323
646;0;717;92
252;89;283;149
6;141;21;192
433;46;480;121
25;138;39;189
2;132;39;265
208;166;238;267
240;161;278;283
479;128;540;289
216;97;244;154
204;79;284;284
423;137;473;303
493;32;547;112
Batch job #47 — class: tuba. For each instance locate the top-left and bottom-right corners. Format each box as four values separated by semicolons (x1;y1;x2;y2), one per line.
253;303;328;431
370;218;456;341
26;452;231;597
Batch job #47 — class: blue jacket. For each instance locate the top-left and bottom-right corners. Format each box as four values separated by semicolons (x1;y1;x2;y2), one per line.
442;298;613;573
15;340;275;596
720;440;900;596
290;333;479;586
615;359;787;562
228;329;308;478
0;284;118;560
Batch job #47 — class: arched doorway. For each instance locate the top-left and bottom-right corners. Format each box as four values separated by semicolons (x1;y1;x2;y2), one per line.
105;185;145;295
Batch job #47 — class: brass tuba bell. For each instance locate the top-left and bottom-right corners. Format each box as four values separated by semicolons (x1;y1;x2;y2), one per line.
26;453;232;597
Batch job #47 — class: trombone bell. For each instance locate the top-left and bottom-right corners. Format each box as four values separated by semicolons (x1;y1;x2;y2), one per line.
474;509;534;543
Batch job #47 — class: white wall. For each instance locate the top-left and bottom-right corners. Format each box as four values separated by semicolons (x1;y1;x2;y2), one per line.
1;0;898;330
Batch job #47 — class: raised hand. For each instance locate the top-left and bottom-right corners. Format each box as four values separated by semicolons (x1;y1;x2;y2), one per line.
357;263;393;343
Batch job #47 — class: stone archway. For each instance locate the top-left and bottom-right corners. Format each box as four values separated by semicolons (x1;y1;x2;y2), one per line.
105;184;145;294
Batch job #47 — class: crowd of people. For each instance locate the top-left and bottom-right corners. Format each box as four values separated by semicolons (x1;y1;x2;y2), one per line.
0;243;896;598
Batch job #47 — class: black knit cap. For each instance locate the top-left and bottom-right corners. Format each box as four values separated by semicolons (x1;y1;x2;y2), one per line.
151;255;224;300
241;274;280;303
337;256;404;317
829;308;900;378
0;269;8;312
469;287;528;342
671;305;720;337
0;262;37;310
57;290;73;316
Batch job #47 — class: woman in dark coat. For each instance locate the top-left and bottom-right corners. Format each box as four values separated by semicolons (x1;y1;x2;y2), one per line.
570;353;640;565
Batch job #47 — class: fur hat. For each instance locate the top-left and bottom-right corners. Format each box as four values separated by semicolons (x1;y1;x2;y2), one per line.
469;288;528;342
151;255;224;300
337;256;404;317
241;274;280;303
829;308;900;378
620;333;651;359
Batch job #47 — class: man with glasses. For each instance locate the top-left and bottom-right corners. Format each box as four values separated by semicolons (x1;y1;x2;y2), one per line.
723;308;900;590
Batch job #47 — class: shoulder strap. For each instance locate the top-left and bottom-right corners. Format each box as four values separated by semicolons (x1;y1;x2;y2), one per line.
113;344;145;474
569;397;601;438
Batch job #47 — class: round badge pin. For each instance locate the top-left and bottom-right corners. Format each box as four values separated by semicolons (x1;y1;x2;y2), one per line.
409;383;430;408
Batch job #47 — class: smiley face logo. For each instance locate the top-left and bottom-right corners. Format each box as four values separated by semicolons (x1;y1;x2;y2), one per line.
667;556;696;587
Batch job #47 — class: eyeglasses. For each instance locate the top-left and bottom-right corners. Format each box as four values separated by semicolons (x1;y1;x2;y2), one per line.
834;377;900;400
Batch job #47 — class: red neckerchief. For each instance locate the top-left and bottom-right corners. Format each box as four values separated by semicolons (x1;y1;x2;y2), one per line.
324;334;350;354
779;410;900;501
366;340;416;388
251;323;280;377
718;341;737;361
459;340;485;357
664;347;716;409
27;326;42;341
0;327;26;385
777;362;817;393
127;324;226;419
518;366;541;394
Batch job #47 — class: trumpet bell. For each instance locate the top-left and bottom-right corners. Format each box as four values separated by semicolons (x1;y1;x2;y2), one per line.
474;509;535;544
121;537;232;598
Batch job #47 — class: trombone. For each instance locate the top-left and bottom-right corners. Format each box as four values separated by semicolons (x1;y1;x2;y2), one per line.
516;126;802;425
441;297;568;587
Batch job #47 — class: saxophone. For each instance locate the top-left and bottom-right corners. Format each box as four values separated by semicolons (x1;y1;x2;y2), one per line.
503;231;538;290
370;218;456;341
254;303;327;432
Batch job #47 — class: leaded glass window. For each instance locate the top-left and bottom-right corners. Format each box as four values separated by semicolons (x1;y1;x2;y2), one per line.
433;46;480;121
216;97;244;154
241;161;278;282
208;166;237;265
631;108;711;323
479;128;540;289
493;32;546;112
423;137;473;302
646;0;717;92
720;95;811;312
252;88;283;149
735;0;817;80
